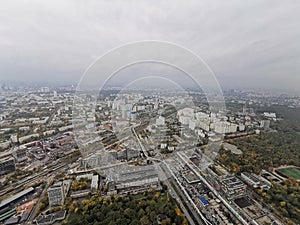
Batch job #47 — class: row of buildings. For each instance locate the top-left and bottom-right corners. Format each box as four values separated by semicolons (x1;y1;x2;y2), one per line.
47;165;160;208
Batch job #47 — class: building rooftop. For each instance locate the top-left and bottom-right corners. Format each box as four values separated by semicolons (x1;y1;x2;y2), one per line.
91;175;99;189
0;187;34;209
221;176;246;190
113;166;158;183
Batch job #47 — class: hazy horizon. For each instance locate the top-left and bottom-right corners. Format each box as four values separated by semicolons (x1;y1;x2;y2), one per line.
0;0;299;94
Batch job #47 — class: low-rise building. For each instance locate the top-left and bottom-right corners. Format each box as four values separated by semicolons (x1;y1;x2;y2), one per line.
112;165;159;192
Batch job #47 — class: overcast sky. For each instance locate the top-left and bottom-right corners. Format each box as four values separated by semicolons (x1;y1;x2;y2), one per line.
0;0;299;93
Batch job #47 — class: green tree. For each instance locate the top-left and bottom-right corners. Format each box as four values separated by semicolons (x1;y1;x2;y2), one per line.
140;215;151;225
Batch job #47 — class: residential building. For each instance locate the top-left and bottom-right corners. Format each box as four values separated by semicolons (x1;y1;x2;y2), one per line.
47;180;71;207
0;157;16;176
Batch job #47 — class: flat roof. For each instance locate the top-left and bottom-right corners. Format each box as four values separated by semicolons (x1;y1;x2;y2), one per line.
91;175;98;183
114;166;158;183
0;187;34;209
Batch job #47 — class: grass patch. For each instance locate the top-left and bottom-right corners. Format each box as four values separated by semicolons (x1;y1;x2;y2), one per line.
277;167;300;180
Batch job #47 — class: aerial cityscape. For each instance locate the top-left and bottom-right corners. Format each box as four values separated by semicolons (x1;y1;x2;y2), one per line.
0;84;299;225
0;1;300;225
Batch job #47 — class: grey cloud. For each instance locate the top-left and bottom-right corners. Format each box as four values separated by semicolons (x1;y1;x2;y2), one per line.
0;0;299;93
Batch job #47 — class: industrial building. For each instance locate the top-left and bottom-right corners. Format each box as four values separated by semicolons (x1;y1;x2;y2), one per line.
112;165;159;192
81;148;140;169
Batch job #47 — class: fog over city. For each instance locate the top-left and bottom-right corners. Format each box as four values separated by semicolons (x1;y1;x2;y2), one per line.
1;2;300;225
0;0;300;93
